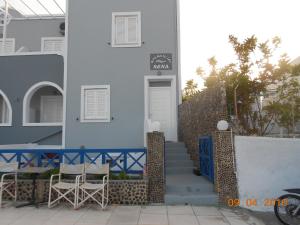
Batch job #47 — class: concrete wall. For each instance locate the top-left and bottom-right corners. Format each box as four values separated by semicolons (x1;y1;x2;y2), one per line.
0;55;64;145
235;136;300;211
5;19;64;52
65;0;179;148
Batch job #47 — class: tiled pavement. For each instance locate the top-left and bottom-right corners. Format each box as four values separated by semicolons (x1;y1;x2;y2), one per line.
0;204;267;225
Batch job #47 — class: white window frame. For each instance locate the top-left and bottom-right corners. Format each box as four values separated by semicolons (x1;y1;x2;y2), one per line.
41;37;65;53
111;12;142;48
0;38;15;54
23;81;64;127
81;85;111;123
0;89;12;127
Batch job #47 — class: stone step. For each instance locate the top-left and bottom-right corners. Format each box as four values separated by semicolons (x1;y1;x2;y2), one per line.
166;183;214;193
166;166;194;174
165;147;188;153
165;160;193;167
165;142;185;148
165;153;190;161
165;193;219;206
165;151;189;156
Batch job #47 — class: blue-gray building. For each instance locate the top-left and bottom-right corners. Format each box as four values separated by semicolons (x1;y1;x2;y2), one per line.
0;0;181;149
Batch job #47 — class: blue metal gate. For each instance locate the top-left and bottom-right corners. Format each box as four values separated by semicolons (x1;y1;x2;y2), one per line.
199;136;214;182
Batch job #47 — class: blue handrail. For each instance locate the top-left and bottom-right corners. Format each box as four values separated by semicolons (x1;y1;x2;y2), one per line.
0;148;147;174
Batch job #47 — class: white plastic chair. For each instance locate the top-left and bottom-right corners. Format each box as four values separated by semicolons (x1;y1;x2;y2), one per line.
0;162;18;207
48;163;84;209
77;163;109;209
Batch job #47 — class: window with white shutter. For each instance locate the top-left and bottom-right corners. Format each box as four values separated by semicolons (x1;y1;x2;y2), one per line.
112;12;141;47
41;37;64;52
40;96;63;123
0;39;15;54
81;85;110;122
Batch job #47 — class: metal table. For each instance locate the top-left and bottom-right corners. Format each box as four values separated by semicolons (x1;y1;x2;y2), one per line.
16;167;51;208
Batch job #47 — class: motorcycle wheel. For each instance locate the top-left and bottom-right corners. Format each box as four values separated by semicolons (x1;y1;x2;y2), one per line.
274;194;300;225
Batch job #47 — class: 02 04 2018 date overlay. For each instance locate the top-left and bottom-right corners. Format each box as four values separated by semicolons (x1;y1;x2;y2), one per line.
227;198;288;208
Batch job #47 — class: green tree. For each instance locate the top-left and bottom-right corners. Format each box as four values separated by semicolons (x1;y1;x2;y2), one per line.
199;35;291;136
182;79;198;102
266;72;300;134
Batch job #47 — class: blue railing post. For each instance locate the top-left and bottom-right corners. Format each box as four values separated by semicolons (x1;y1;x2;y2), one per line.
16;152;21;168
80;151;84;164
123;151;128;173
102;153;106;164
37;152;42;167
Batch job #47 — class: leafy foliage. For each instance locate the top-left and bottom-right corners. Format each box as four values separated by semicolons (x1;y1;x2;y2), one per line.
194;35;300;136
182;79;199;102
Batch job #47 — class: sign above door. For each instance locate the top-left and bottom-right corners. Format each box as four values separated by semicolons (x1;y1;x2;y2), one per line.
150;53;172;70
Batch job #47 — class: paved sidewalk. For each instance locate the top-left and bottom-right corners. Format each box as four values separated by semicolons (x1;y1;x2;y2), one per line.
0;204;267;225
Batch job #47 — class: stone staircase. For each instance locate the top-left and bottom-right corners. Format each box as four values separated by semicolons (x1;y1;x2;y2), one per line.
165;142;218;205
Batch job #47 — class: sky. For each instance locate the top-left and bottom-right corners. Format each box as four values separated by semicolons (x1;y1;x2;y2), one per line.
180;0;300;89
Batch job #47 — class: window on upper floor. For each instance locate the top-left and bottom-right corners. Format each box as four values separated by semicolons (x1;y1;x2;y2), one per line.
81;85;110;123
41;37;64;52
0;38;15;54
112;12;141;48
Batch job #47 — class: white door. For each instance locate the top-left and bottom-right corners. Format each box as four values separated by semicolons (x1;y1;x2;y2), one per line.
40;96;63;123
149;86;176;141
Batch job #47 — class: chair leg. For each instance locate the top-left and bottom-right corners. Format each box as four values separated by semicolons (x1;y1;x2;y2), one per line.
0;187;3;208
74;186;77;210
14;180;17;202
102;189;105;209
48;187;52;208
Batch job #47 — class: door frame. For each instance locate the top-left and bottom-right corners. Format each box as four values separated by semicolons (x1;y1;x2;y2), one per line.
144;75;178;146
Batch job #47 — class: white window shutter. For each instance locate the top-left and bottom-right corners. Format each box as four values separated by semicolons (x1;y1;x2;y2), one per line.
0;97;8;123
41;96;63;123
115;17;126;45
0;39;15;54
42;38;64;52
83;87;110;121
127;16;138;43
112;12;141;47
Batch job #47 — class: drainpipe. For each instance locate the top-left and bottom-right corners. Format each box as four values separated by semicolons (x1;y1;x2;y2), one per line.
1;0;8;53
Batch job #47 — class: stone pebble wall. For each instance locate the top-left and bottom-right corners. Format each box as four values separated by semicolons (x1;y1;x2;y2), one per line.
179;84;239;204
3;179;148;205
178;84;228;169
147;132;165;203
214;131;238;204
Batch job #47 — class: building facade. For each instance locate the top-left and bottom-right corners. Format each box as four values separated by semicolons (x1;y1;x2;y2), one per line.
0;0;180;149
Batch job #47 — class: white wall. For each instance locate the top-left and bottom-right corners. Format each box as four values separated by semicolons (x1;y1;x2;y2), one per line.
235;136;300;211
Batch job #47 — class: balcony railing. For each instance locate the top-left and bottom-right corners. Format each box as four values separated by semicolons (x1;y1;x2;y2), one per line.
0;148;146;174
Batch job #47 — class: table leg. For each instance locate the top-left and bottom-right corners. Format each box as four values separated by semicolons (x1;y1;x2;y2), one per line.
32;174;38;208
16;174;38;208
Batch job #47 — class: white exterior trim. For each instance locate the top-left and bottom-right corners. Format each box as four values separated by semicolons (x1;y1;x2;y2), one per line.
80;85;111;123
11;17;65;21
0;89;12;127
111;11;142;48
0;51;63;57
22;81;64;127
23;123;63;127
144;75;178;146
41;37;65;52
176;0;182;104
62;0;69;148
